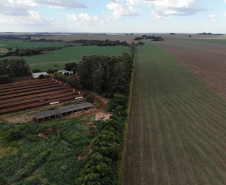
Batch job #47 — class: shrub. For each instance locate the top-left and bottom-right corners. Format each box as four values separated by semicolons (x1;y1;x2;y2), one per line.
86;95;94;103
6;129;23;141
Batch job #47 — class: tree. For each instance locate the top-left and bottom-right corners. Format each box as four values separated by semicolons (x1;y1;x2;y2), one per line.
65;62;77;73
0;58;30;78
32;69;42;73
86;95;94;103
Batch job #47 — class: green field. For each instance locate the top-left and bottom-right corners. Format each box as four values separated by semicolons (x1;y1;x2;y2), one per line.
5;45;131;71
124;42;226;184
0;40;67;49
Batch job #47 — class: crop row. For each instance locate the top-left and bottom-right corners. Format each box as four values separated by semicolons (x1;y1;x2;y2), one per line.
0;83;62;97
0;91;78;109
0;88;72;104
0;93;83;114
0;78;50;90
0;85;70;100
0;79;57;93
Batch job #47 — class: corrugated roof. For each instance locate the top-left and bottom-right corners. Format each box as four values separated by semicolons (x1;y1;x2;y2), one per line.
32;72;48;76
34;102;93;120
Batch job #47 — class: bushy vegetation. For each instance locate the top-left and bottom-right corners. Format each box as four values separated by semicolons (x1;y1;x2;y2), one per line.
0;116;95;185
76;93;130;184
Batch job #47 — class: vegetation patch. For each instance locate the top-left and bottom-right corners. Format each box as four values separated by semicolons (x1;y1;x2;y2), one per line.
0;115;95;185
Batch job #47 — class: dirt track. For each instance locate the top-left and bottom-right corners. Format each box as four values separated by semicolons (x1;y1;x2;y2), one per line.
151;39;226;99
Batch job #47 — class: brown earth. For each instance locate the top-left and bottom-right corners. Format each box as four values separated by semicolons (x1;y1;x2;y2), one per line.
150;39;226;99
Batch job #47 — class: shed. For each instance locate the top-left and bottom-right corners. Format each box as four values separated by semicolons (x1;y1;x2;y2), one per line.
34;102;93;122
32;72;48;78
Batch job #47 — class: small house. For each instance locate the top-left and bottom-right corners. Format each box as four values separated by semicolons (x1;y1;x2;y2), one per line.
58;70;73;75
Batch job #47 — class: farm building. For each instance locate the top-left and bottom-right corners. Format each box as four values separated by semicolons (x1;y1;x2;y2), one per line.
58;70;73;75
0;49;5;53
34;102;93;122
32;72;48;78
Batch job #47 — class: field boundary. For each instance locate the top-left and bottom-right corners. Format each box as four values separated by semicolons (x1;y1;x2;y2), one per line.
120;50;137;184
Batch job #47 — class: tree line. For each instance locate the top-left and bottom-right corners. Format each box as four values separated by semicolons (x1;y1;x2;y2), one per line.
0;58;30;84
0;45;73;58
54;52;133;98
134;34;164;41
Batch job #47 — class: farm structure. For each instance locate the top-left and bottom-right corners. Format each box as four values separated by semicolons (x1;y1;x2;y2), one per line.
32;72;48;78
58;70;73;75
34;102;93;122
0;78;84;115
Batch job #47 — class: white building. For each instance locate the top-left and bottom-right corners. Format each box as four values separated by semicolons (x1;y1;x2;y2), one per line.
58;70;73;75
32;72;48;78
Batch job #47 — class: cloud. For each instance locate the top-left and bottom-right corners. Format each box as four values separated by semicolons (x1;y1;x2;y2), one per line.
0;0;30;16
66;13;104;24
0;10;54;25
0;0;87;17
106;0;140;20
210;15;216;23
149;0;205;16
150;11;170;20
35;0;87;9
106;0;205;21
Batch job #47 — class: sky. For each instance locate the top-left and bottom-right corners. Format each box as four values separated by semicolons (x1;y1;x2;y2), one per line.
0;0;226;33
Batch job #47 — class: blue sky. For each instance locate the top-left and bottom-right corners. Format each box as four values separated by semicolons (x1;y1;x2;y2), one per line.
0;0;226;33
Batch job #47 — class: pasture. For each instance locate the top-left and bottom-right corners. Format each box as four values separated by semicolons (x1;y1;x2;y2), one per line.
7;45;130;71
124;42;226;185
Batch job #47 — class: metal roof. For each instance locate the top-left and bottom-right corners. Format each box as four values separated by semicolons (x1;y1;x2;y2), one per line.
32;72;48;76
34;102;93;120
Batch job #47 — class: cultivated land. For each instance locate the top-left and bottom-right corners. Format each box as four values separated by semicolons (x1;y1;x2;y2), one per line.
0;40;67;49
124;42;226;185
151;38;226;99
1;43;130;71
0;78;83;115
26;45;130;71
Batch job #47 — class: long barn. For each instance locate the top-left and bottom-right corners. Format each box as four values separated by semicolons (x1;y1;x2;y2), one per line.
34;102;93;122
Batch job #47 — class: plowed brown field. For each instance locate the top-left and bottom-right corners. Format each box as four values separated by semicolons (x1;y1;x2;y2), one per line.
151;39;226;99
0;78;81;114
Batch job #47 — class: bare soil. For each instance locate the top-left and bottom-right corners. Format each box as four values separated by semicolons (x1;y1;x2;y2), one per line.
151;39;226;99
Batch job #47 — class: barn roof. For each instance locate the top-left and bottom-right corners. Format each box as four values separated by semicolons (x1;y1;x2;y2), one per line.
32;72;48;76
34;102;93;120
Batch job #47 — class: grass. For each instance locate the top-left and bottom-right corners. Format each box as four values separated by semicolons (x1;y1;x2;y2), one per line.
5;45;131;71
123;42;226;185
0;40;67;49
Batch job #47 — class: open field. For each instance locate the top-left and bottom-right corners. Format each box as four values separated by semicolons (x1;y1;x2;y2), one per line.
5;45;130;71
0;78;83;114
124;42;226;185
0;40;67;49
150;38;226;99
